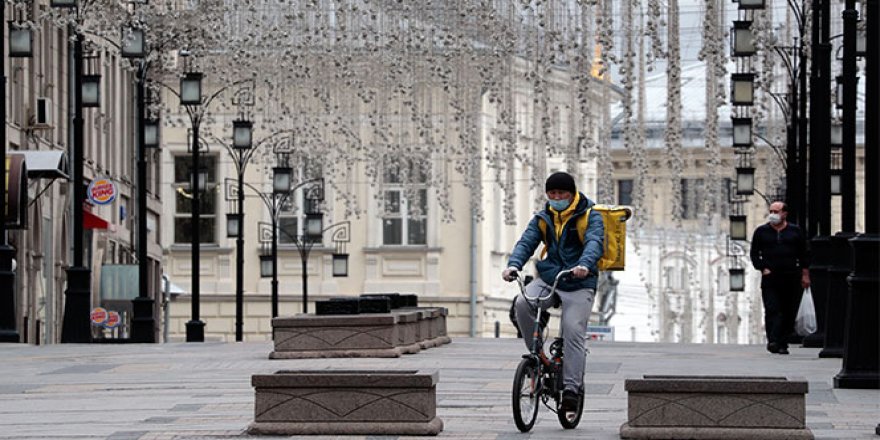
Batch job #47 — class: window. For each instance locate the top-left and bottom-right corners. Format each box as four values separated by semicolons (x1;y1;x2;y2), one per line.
617;179;633;206
382;162;428;245
680;178;706;220
172;155;217;244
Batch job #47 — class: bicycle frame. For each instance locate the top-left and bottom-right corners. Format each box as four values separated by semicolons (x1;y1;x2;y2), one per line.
515;269;573;360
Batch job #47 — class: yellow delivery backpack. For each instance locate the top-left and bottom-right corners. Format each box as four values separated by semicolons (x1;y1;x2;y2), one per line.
538;204;633;271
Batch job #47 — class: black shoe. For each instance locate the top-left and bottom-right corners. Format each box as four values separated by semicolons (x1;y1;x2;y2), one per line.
561;390;579;412
767;342;780;354
777;347;790;355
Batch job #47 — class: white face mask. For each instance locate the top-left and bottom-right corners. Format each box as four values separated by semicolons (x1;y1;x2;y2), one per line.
768;213;782;225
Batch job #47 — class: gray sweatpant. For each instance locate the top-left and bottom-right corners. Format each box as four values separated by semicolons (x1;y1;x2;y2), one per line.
514;277;596;393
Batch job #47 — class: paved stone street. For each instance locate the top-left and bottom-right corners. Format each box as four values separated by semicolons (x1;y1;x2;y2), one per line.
0;338;876;440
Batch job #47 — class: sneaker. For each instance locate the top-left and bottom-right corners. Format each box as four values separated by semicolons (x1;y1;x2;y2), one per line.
767;342;780;354
777;347;790;355
561;389;579;412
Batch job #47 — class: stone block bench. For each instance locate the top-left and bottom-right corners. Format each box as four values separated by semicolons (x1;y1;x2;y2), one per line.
270;306;449;359
248;370;443;436
620;375;813;439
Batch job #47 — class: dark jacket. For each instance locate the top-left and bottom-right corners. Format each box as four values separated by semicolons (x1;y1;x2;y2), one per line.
506;192;604;291
750;222;811;275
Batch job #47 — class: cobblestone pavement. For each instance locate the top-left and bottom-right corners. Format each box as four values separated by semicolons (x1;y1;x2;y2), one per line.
0;338;877;439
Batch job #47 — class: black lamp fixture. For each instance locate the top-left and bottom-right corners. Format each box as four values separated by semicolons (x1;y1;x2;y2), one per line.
737;0;765;9
180;72;203;106
273;166;292;193
120;26;146;58
729;215;748;240
830;122;843;147
305;212;324;242
836;76;844;109
729;268;746;291
732;21;756;56
736;167;755;195
191;168;208;193
81;74;101;107
856;27;867;57
259;254;273;278
144;118;160;148
830;170;843;196
732;117;752;147
226;213;242;238
332;253;349;277
8;23;33;58
730;74;755;106
232;119;253;149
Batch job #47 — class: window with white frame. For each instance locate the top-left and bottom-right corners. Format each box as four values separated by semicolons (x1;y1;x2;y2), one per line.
382;162;428;246
172;155;217;244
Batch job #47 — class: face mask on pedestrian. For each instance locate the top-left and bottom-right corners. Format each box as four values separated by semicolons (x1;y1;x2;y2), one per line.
768;213;782;225
548;198;571;211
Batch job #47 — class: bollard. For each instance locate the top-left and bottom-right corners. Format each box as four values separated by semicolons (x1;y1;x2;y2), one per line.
494;321;500;338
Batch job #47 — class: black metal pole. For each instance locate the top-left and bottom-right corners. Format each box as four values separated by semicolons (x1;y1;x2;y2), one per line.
0;1;20;343
271;214;278;318
185;118;204;342
61;27;91;343
841;7;858;232
797;42;809;231
785;58;799;217
301;246;308;314
235;173;244;341
808;0;832;238
834;0;880;389
131;63;155;343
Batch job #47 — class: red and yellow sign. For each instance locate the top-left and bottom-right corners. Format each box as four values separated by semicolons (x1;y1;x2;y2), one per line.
87;177;116;205
90;307;108;326
105;311;121;329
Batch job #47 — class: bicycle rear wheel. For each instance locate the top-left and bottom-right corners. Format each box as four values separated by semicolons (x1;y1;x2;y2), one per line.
512;358;541;432
557;390;584;429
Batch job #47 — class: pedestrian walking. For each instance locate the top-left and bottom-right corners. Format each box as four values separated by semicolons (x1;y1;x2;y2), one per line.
750;201;811;355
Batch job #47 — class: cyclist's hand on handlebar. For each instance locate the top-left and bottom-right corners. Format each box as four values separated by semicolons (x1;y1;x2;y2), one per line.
502;267;519;282
572;265;590;279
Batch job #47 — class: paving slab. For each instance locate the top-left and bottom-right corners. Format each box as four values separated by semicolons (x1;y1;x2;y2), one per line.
0;339;877;439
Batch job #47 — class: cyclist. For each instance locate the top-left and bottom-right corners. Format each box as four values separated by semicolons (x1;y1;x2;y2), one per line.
502;171;604;412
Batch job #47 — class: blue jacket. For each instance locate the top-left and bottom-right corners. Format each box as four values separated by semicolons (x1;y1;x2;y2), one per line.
507;192;604;291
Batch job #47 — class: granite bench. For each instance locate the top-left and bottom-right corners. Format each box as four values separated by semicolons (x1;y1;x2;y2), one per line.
248;370;443;436
620;375;813;439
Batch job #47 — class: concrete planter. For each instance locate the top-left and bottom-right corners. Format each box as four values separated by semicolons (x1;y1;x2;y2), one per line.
620;375;813;439
270;307;450;359
248;370;443;436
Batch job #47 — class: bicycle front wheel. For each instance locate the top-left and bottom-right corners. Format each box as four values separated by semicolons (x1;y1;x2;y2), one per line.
512;358;541;432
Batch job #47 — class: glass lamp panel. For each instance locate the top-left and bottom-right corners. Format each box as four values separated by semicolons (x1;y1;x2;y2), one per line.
732;23;755;56
732;118;752;146
305;213;323;241
736;168;755;195
729;269;745;291
738;0;765;9
233;121;253;149
856;29;867;56
731;77;754;105
8;25;33;58
836;79;844;108
226;214;240;238
332;254;349;277
830;173;842;195
729;215;748;240
50;0;77;7
831;124;843;146
121;27;146;58
180;73;203;105
273;167;292;193
81;76;101;107
260;256;273;278
144;120;160;148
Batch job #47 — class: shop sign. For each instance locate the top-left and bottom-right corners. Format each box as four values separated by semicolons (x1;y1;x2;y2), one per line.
87;177;116;205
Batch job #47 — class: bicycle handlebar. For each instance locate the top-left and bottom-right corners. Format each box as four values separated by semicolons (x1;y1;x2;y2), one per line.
515;269;574;302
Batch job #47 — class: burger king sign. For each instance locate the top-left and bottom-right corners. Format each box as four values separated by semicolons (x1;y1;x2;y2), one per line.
88;177;117;205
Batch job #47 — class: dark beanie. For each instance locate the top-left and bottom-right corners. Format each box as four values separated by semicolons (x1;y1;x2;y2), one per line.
545;172;576;193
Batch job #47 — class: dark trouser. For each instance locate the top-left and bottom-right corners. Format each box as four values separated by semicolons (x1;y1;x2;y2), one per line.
761;273;801;349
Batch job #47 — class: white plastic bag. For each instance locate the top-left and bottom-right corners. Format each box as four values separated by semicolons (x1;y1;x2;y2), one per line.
795;287;817;336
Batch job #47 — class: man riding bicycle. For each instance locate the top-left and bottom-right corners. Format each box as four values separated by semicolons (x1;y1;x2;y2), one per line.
502;171;604;412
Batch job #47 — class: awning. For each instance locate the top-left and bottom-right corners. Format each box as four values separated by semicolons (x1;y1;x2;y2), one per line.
13;150;69;180
84;210;110;230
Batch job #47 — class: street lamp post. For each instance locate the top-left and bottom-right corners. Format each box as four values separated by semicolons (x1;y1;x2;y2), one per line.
0;4;35;342
52;0;98;343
